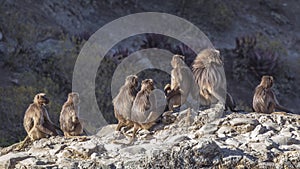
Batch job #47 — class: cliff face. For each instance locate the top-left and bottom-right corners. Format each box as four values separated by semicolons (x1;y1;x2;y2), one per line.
1;108;300;168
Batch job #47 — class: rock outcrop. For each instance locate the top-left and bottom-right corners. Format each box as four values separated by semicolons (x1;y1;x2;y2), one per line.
1;109;300;168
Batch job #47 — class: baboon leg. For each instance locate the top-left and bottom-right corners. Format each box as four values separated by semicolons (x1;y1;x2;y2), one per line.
128;124;139;145
121;127;133;138
211;90;226;105
116;121;125;131
44;122;60;136
15;136;31;151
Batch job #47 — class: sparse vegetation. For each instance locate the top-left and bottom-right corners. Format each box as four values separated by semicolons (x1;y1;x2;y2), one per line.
232;33;294;94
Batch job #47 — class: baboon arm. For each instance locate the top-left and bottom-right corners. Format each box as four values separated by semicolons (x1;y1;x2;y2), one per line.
210;88;226;104
60;116;72;133
35;124;54;135
178;68;193;97
44;110;62;132
166;88;181;100
43;110;55;125
33;115;54;135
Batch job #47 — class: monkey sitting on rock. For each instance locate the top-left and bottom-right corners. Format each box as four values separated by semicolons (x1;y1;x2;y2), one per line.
112;75;138;132
164;54;194;112
129;79;164;144
16;93;62;150
60;92;86;138
253;75;293;114
192;48;227;108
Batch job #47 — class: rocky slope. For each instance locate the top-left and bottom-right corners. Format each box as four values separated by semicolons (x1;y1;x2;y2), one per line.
1;108;300;168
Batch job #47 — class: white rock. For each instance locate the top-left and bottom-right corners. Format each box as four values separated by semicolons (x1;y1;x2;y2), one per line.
0;152;29;168
276;115;286;125
262;120;281;131
96;124;117;138
217;126;233;135
280;144;300;151
230;118;258;126
271;135;300;145
165;135;190;143
198;123;218;135
250;124;267;138
90;152;99;160
225;138;241;148
119;145;147;156
248;142;269;153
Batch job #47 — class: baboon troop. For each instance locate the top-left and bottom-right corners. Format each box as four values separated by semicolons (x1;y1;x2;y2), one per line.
60;92;84;137
17;92;86;150
16;48;293;146
253;76;292;114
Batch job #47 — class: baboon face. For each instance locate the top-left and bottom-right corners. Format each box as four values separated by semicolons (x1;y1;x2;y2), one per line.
261;76;273;88
34;93;49;105
125;75;138;88
68;92;80;105
141;79;154;91
164;84;171;95
207;49;222;65
171;55;185;68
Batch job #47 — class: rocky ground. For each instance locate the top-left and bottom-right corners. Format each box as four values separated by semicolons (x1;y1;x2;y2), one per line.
1;108;300;168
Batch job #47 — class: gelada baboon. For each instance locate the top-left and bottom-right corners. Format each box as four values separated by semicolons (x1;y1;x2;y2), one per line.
253;76;292;114
113;75;138;131
130;79;159;143
60;92;84;137
164;55;194;111
16;93;61;150
192;48;226;107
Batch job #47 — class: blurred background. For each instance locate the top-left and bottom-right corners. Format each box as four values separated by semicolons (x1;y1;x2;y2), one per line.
0;0;299;146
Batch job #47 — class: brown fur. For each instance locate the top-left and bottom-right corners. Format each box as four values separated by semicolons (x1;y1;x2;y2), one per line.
112;75;138;131
60;92;84;137
23;93;60;140
253;76;292;114
164;83;180;111
15;93;61;150
192;48;226;107
165;55;194;111
130;79;156;143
